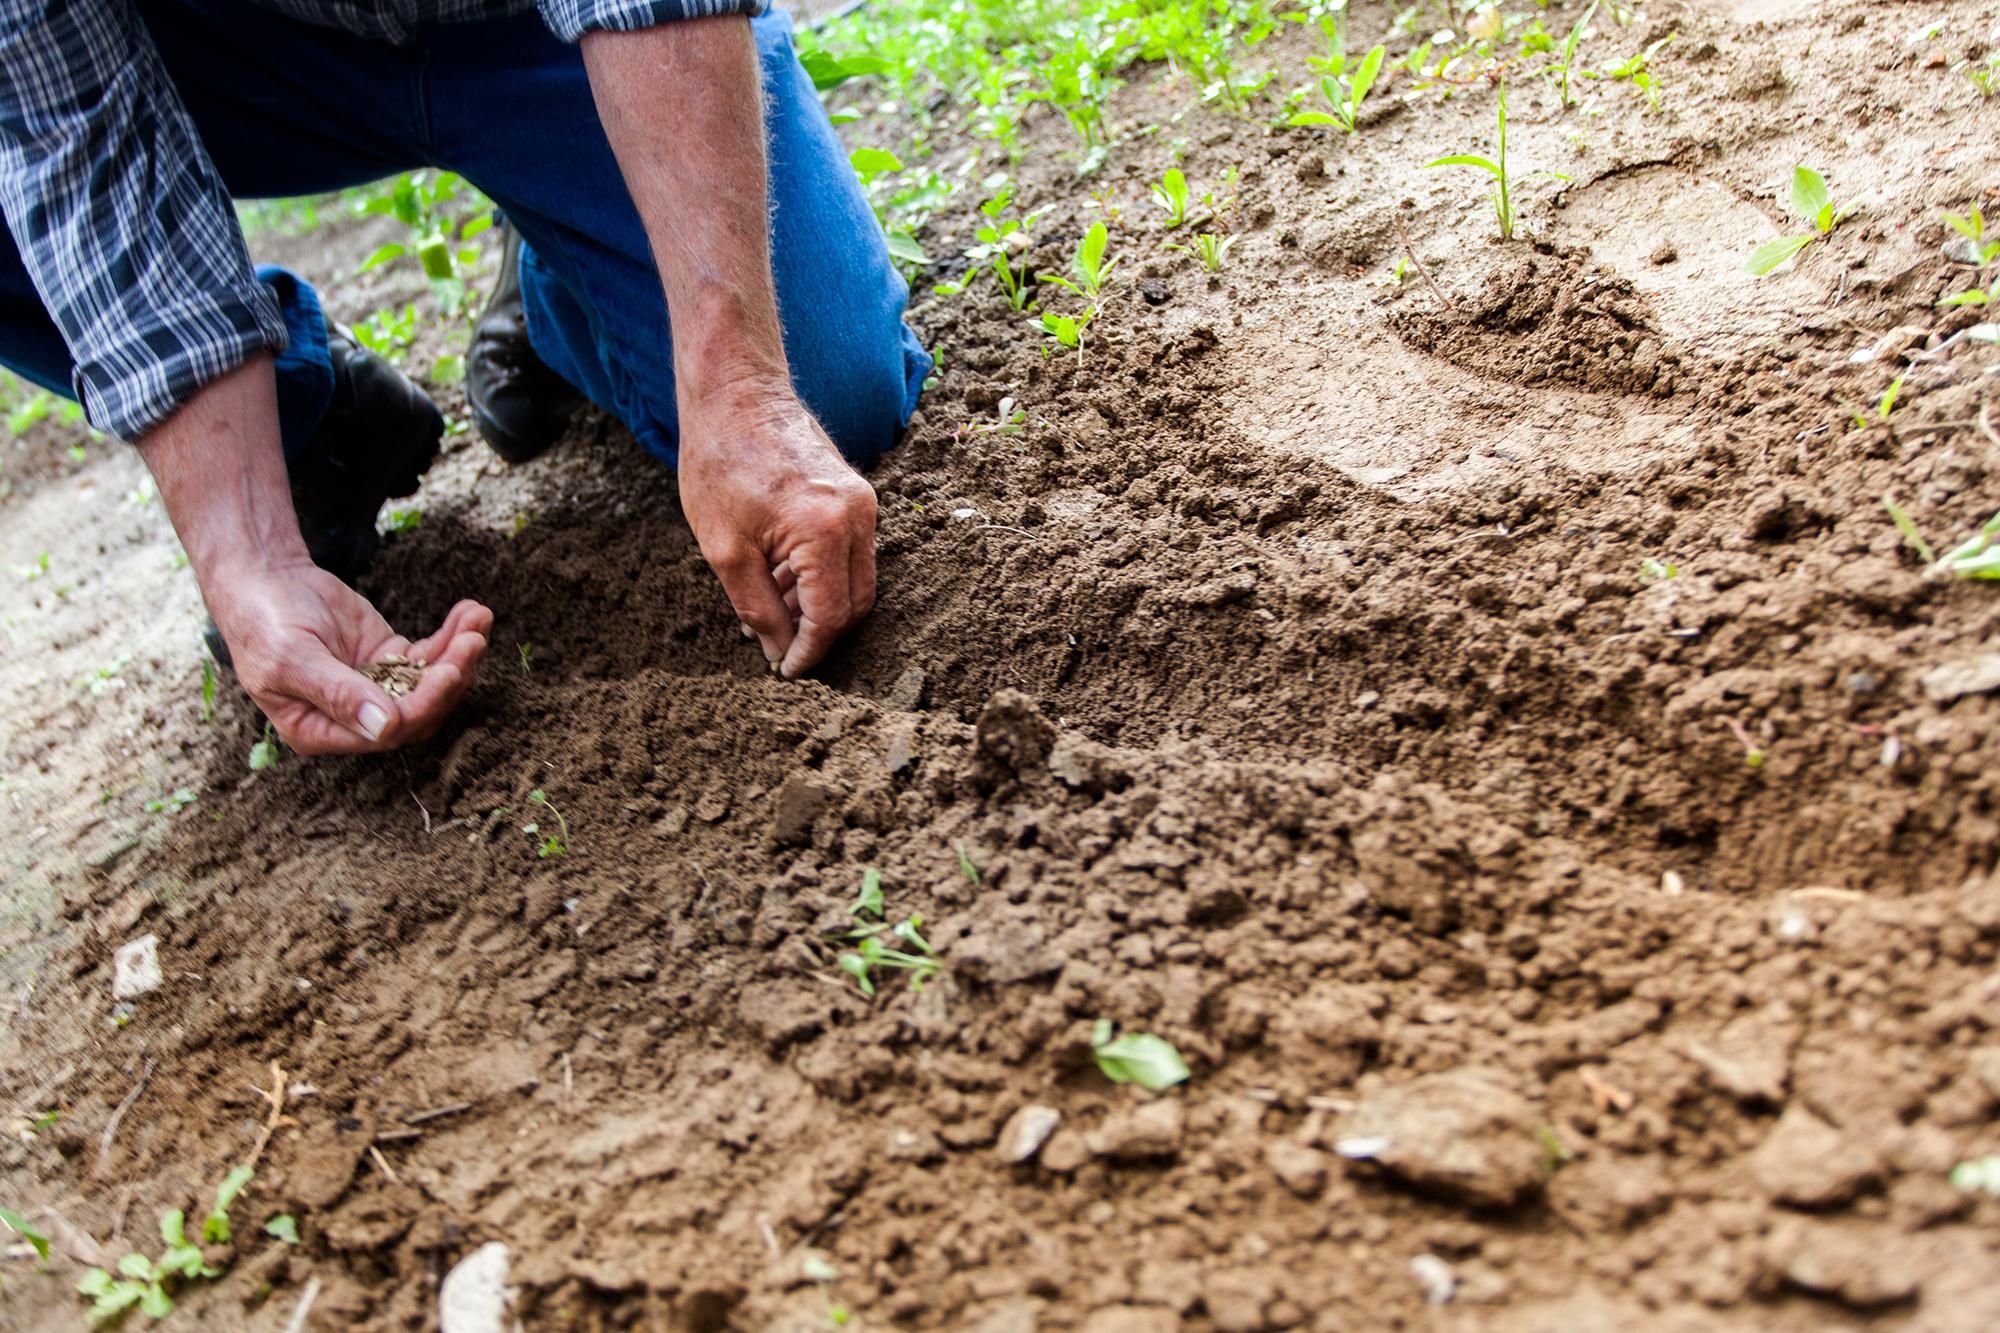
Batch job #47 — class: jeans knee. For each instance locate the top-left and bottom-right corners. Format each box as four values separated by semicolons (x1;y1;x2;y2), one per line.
799;330;928;471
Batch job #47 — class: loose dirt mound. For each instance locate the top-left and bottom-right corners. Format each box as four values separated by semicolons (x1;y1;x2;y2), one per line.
6;1;2000;1329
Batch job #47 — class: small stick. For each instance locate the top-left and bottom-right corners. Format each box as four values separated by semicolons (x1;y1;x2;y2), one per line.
562;1052;574;1102
95;1060;155;1175
282;1276;323;1333
245;1061;297;1170
1395;211;1455;311
372;1128;423;1144
403;1102;469;1126
412;791;432;836
368;1144;399;1184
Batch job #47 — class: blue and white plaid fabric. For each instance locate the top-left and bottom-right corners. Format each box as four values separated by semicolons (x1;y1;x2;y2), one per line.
0;0;765;441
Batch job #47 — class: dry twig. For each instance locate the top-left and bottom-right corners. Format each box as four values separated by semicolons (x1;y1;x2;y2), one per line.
1395;211;1456;312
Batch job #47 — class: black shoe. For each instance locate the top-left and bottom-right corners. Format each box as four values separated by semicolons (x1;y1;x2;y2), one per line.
467;223;583;464
204;331;444;667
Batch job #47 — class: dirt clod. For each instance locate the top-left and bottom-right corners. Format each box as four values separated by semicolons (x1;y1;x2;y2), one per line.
1087;1099;1185;1161
1749;1106;1884;1209
1336;1068;1544;1209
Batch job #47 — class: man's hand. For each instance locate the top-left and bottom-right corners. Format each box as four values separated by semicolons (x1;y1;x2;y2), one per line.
678;389;876;677
209;561;491;753
583;17;878;678
140;352;491;755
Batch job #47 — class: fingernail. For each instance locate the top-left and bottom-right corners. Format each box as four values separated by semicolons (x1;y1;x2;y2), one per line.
357;703;389;740
740;624;755;640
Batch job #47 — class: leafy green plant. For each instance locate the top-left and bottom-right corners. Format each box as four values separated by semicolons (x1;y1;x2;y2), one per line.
264;1214;299;1245
1959;50;2000;97
1;1207;48;1264
958;842;981;887
1940;205;1999;307
1547;0;1600;107
517;642;534;675
1849;372;1905;429
938;185;1043;310
525;788;570;858
12;550;48;582
353;170;492;315
1042;220;1118;304
833;868;940;997
1745;167;1861;277
1425;83;1569;241
1593;32;1675;108
354;303;418;363
1152;168;1190;228
143;787;197;815
248;722;283;772
1952;1155;2000;1193
1167;231;1237;273
1091;1019;1189;1089
381;508;422;535
1884;496;2000;579
76;1167;250;1323
1288;42;1385;133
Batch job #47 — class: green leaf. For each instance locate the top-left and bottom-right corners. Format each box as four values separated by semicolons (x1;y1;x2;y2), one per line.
1348;44;1385;117
89;1284;145;1321
118;1252;155;1281
1745;234;1813;277
1078;221;1109;288
1882;495;1936;566
1940;288;1991;307
1425;154;1504;177
459;212;494;241
799;50;890;91
429;353;466;386
1790;167;1831;227
1287;110;1342;126
1092;1028;1191;1090
958;842;981;886
0;1206;48;1262
885;230;929;265
214;1163;254;1212
837;952;875;997
77;1268;114;1297
159;1209;187;1249
355;242;406;274
265;1214;300;1245
848;147;903;182
139;1283;172;1318
851;868;884;919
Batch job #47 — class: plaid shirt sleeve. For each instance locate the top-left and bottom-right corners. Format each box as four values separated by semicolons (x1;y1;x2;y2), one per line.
0;0;287;442
538;0;768;44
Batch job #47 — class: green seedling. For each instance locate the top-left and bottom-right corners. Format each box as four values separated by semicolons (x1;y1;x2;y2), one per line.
1952;1155;2000;1193
1091;1019;1190;1090
1288;42;1385;133
12;551;48;582
1848;372;1904;429
382;508;421;535
1042;221;1118;304
144;787;197;815
1593;32;1675;109
1959;50;2000;97
517;642;533;675
1548;0;1600;107
354;303;418;362
525;788;570;857
1167;231;1237;273
1039;308;1093;355
939;185;1042;311
248;722;283;772
833;868;941;997
429;352;466;386
264;1215;299;1245
353;169;490;315
1940;205;1999;307
1745;167;1861;276
958;842;981;887
1152;168;1190;228
1536;1121;1574;1174
1425;84;1569;242
200;657;217;723
1883;496;2000;579
1638;557;1679;583
1;1206;48;1263
82;656;130;696
76;1167;247;1322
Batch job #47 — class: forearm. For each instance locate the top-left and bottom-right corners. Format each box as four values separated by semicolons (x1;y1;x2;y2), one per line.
581;16;788;410
137;352;309;582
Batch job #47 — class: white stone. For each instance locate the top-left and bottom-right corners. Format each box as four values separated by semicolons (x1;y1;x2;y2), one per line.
111;935;161;999
439;1242;514;1333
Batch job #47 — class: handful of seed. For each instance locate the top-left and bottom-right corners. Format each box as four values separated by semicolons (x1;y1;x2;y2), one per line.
360;654;426;698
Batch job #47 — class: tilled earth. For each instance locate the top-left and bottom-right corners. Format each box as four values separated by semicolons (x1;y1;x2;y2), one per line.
6;0;2000;1329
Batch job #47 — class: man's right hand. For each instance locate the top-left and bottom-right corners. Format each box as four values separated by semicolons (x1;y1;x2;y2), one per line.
208;560;491;754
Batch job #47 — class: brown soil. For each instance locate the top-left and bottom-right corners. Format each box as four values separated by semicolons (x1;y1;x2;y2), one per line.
7;1;2000;1330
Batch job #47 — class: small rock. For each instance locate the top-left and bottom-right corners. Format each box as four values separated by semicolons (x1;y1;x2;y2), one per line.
1039;1127;1091;1174
1648;241;1678;265
1682;1017;1790;1103
1408;1253;1456;1306
769;775;833;847
1263;1141;1328;1198
975;689;1058;772
1079;1307;1180;1333
111;934;162;999
1088;1099;1185;1161
884;667;927;711
885;1125;945;1163
439;1241;513;1333
1335;1068;1544;1208
1944;235;1986;267
1921;655;2000;703
1768;1219;1920;1307
997;1105;1063;1164
1750;1106;1882;1208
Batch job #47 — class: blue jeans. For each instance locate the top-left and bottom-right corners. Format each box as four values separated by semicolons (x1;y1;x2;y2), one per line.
0;1;929;470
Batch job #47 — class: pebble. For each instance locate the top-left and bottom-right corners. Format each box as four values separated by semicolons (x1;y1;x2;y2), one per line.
111;934;161;999
438;1241;513;1333
996;1104;1063;1165
1409;1253;1456;1306
1921;655;2000;703
1335;1068;1544;1208
1088;1099;1185;1161
1749;1106;1882;1208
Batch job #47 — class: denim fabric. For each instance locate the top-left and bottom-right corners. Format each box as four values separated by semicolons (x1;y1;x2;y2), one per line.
0;0;928;469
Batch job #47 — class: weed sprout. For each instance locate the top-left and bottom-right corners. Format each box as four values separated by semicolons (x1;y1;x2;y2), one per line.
1425;83;1569;241
1745;167;1861;277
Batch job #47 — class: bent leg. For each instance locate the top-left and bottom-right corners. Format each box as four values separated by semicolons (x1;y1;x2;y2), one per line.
424;10;930;470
